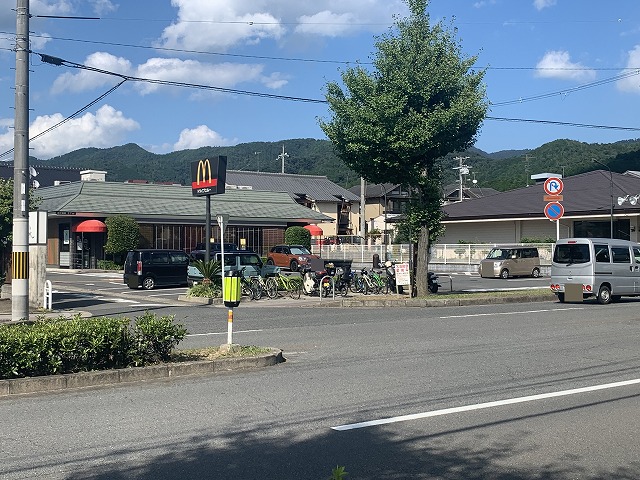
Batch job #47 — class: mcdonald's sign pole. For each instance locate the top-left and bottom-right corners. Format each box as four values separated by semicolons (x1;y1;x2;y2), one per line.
191;157;227;262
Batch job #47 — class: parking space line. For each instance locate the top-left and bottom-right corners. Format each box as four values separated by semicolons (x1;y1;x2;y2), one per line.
332;378;640;431
186;329;263;337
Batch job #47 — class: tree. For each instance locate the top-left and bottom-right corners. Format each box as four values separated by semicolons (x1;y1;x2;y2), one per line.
319;0;487;295
104;215;140;264
285;226;311;250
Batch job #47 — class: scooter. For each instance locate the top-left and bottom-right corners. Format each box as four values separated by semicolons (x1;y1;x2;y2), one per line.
301;264;334;297
428;271;442;294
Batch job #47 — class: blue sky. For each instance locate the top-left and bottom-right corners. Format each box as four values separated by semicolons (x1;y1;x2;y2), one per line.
1;0;640;161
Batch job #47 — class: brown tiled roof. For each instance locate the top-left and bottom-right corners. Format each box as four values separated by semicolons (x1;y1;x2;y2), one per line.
443;170;640;221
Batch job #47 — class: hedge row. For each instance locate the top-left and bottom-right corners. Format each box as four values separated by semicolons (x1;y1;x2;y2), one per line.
0;313;187;380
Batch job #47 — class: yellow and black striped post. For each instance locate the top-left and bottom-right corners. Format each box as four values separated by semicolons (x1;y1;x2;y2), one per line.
12;251;28;280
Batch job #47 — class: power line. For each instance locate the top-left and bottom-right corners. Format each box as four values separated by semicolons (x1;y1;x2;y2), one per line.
4;31;639;71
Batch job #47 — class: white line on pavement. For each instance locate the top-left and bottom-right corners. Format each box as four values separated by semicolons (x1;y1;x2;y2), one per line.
438;306;584;319
331;378;640;432
332;378;640;431
186;329;263;337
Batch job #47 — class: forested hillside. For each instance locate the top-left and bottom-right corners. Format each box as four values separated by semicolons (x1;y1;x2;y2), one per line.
35;137;640;192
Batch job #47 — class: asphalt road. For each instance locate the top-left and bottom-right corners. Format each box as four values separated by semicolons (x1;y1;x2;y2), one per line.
2;283;640;479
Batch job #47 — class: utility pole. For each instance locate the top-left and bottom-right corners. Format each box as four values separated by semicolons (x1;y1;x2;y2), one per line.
277;145;289;174
360;177;366;240
453;156;470;202
12;0;30;321
254;151;261;172
524;154;535;186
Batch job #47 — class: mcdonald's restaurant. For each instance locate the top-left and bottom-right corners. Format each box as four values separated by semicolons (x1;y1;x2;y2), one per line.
36;170;331;269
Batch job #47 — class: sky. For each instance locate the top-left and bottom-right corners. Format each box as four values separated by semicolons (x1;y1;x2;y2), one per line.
0;0;640;162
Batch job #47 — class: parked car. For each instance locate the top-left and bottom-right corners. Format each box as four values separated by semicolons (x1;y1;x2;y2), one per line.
124;249;190;290
189;242;240;262
479;246;540;279
188;251;272;286
266;244;320;271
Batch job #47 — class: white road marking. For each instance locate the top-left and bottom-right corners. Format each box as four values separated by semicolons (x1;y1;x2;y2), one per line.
186;329;263;337
332;378;640;431
438;306;584;319
129;303;166;307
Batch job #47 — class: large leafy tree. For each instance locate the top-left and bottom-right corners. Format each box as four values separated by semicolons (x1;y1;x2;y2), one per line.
319;0;488;295
104;215;140;264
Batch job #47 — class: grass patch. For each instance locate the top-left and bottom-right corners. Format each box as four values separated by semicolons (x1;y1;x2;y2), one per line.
171;345;272;362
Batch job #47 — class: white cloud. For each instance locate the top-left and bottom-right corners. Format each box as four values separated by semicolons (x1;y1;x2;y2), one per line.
90;0;118;15
157;0;406;51
616;45;640;93
295;11;356;37
134;57;275;94
51;52;133;93
535;51;596;82
0;105;139;159
533;0;557;10
173;125;236;150
473;0;497;8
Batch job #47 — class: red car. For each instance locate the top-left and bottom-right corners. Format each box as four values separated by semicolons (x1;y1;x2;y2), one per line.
266;245;320;271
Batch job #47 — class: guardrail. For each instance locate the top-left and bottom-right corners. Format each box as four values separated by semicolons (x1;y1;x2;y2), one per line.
314;243;555;269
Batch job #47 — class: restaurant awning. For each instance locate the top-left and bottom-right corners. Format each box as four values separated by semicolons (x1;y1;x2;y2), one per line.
72;219;107;233
303;224;323;236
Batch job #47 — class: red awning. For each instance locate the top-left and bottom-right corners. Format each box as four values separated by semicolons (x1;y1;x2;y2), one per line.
72;219;107;233
303;224;323;236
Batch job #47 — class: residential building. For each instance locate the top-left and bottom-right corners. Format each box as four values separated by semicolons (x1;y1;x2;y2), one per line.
440;170;640;244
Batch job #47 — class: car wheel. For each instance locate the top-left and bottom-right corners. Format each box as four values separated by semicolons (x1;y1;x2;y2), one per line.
289;259;299;271
500;269;509;279
142;276;155;290
557;292;565;303
531;267;541;278
266;258;275;266
597;285;612;305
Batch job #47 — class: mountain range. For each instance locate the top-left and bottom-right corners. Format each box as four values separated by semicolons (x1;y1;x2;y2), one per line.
32;137;640;192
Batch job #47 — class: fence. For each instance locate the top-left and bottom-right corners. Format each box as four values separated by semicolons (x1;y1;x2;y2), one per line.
314;243;555;270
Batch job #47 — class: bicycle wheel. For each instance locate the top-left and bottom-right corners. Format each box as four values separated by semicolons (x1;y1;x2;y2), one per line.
264;277;278;299
241;281;255;300
251;278;263;300
351;276;363;293
338;283;348;297
289;282;302;299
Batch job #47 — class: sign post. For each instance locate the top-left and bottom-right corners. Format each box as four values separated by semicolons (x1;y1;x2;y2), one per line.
543;177;565;240
191;156;227;262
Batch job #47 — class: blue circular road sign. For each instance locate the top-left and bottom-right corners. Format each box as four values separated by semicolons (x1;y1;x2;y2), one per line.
544;201;564;220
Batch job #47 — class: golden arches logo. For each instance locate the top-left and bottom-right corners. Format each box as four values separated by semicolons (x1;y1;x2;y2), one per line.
192;158;217;189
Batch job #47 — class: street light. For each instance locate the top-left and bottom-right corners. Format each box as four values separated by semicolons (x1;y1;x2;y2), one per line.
592;159;613;238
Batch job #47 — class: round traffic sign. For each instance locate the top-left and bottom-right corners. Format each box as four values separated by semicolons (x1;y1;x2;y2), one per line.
544;201;564;220
543;177;564;195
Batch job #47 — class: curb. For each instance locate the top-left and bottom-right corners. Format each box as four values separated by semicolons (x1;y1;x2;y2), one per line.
0;348;285;398
338;293;557;308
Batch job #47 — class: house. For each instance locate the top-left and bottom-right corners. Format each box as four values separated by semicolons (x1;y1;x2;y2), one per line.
225;170;360;237
440;170;640;244
348;183;411;239
441;183;500;204
36;171;331;268
0;163;82;187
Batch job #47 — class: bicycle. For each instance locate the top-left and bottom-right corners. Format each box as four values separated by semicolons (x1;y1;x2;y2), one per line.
252;273;279;299
369;268;388;294
239;267;261;300
275;272;303;299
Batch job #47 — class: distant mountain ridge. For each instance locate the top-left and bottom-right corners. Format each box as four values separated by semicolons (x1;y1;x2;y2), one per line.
34;137;640;192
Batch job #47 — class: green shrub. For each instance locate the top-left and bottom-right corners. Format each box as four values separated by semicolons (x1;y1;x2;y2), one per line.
97;260;122;270
0;313;187;380
187;283;221;298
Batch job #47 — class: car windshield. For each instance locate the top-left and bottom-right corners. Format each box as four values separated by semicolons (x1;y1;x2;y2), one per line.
290;246;311;255
486;248;510;260
553;244;590;265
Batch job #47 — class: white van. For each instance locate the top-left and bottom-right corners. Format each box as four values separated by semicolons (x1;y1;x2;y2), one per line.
550;238;640;304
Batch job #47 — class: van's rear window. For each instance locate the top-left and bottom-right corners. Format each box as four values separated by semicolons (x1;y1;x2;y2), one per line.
553;244;590;264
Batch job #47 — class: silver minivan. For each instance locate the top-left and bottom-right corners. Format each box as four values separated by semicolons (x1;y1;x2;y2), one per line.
550;237;640;304
479;246;541;279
